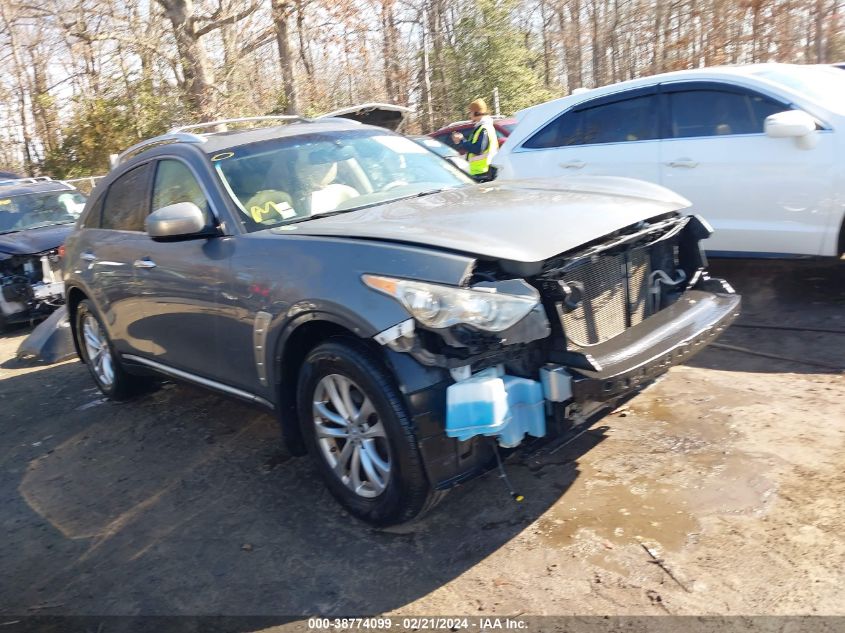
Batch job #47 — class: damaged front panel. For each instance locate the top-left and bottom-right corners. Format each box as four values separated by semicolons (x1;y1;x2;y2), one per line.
372;277;551;371
372;211;739;456
0;249;65;326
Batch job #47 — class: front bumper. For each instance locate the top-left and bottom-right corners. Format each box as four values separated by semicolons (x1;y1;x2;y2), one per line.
389;289;740;491
568;290;740;402
0;281;65;324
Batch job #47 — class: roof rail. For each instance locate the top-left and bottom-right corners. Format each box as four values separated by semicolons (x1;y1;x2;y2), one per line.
0;176;54;187
170;115;307;134
116;132;207;166
115;116;309;167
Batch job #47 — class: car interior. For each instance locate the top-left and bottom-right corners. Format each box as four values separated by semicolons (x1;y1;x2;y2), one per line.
212;133;472;229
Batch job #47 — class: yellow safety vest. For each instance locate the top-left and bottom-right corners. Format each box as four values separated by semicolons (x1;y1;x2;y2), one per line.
467;120;499;176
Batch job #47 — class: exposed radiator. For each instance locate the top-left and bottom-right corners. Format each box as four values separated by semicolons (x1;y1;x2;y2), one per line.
558;247;651;347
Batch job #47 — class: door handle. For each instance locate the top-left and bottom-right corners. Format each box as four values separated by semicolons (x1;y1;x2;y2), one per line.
560;160;586;169
81;251;96;262
666;158;698;168
133;258;157;269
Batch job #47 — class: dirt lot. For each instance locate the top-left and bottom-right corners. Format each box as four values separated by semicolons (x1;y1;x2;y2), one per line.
1;260;843;625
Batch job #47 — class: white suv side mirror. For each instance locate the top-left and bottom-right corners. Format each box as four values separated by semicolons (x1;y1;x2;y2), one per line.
765;110;818;149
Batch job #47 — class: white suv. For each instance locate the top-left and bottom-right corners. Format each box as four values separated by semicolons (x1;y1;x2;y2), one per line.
493;64;845;259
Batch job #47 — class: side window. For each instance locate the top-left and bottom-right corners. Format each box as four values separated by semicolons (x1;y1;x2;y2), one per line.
749;93;789;126
151;159;211;223
81;195;104;229
101;163;152;231
522;111;581;149
523;94;658;149
580;95;659;144
669;89;787;138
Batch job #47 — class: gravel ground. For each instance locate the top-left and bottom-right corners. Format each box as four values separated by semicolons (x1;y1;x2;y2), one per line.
0;259;843;628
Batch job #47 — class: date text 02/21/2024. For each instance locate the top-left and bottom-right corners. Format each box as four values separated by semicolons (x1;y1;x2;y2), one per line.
306;617;529;630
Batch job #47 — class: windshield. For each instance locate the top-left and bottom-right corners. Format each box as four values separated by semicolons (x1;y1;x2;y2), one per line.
753;66;845;114
0;190;86;234
211;129;474;232
414;137;457;158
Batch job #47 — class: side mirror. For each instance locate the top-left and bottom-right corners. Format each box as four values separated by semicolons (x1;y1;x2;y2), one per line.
146;202;208;239
765;110;818;148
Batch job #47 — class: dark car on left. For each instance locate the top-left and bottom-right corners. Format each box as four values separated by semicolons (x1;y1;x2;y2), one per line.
0;177;86;330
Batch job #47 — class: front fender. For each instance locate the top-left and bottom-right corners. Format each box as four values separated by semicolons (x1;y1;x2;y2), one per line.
265;296;410;389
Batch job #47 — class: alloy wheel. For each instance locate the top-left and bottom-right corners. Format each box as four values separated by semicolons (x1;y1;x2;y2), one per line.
312;373;392;498
81;313;115;388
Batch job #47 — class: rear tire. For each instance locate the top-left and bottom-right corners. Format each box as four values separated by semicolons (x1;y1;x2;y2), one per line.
75;299;150;400
297;338;444;525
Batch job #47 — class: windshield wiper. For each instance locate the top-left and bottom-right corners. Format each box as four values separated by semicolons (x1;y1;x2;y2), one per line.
25;220;76;229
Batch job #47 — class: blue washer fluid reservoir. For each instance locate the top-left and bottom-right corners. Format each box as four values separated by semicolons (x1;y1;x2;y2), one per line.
496;376;546;447
445;372;510;441
446;371;547;447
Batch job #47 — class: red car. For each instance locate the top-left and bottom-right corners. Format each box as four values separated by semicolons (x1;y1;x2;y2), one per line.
429;116;517;154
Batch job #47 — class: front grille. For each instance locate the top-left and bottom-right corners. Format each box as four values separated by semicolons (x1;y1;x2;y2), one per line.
628;247;650;326
558;247;651;347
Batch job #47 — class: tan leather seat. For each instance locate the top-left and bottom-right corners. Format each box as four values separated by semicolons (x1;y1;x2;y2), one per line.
297;156;360;215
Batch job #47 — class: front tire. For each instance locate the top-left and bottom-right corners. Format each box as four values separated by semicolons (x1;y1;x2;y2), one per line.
75;299;148;400
297;339;443;525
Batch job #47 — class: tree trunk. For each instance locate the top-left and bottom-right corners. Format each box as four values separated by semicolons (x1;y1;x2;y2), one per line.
271;0;299;114
381;0;403;103
566;0;584;88
539;0;552;87
27;43;59;154
156;0;217;120
420;11;435;131
0;3;35;172
428;0;450;126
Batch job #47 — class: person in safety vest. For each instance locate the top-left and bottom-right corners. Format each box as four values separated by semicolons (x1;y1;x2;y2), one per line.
451;98;499;181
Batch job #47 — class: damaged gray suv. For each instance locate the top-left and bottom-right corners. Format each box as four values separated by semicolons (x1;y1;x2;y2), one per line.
64;116;740;525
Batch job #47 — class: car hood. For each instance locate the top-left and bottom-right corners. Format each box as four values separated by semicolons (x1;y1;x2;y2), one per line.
282;176;691;264
0;223;73;256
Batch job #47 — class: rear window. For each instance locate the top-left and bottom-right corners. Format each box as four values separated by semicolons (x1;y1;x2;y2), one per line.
80;195;104;229
101;163;152;232
581;95;659;144
523;94;659;148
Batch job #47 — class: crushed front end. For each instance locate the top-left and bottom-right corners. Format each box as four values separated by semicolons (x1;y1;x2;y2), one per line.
0;248;65;327
371;212;740;489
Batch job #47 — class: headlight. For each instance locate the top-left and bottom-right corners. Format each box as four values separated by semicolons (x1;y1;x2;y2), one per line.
362;274;539;332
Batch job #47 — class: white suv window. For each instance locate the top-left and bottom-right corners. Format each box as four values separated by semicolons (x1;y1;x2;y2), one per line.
668;89;786;138
523;93;659;149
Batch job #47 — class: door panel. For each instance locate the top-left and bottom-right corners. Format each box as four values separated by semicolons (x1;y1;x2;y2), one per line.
661;133;836;255
129;159;232;381
74;228;148;355
511;142;661;183
659;85;836;256
510;89;661;183
130;236;233;379
77;162;153;354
